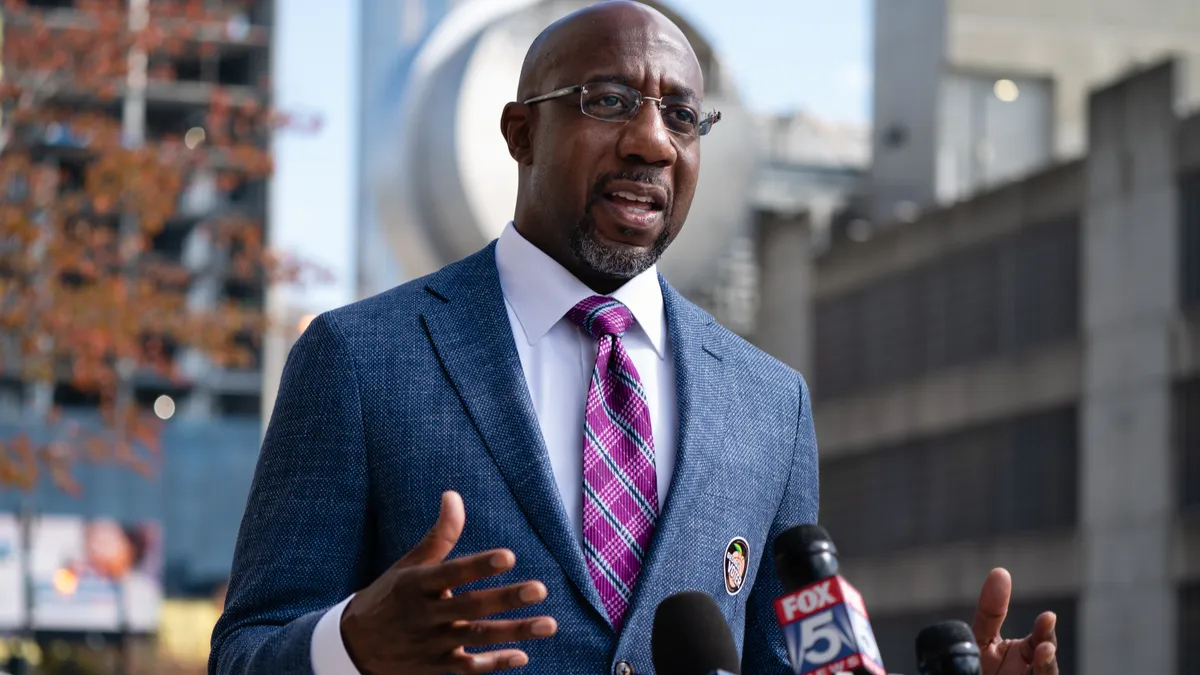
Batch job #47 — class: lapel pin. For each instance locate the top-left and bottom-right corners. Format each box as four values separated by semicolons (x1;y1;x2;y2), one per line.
724;537;749;595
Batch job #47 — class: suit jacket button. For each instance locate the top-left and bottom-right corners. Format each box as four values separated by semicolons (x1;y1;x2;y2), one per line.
614;660;633;675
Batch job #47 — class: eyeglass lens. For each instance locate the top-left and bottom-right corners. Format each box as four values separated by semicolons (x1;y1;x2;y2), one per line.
580;82;715;137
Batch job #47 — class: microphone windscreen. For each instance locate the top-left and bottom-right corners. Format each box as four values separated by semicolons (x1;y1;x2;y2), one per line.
916;620;981;675
773;524;834;558
651;591;741;675
772;524;839;591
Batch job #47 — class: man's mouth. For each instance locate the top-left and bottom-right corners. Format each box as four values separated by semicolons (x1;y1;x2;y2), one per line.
599;179;669;218
606;190;664;214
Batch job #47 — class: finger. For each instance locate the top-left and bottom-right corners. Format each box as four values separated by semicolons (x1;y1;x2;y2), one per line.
440;617;558;649
1018;612;1058;663
418;549;517;595
1029;641;1057;675
1032;611;1057;647
432;581;548;623
972;568;1012;649
399;491;465;567
441;647;530;675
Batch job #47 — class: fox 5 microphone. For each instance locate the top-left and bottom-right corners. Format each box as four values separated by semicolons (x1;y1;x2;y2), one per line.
915;621;981;675
651;591;741;675
772;524;886;675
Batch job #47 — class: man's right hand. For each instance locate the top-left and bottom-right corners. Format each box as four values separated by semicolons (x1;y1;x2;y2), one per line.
340;491;558;674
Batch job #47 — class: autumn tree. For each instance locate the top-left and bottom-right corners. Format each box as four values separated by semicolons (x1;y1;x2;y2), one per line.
0;0;325;495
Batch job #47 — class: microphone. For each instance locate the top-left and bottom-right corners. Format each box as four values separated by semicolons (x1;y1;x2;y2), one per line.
651;591;741;675
915;621;981;675
772;524;886;675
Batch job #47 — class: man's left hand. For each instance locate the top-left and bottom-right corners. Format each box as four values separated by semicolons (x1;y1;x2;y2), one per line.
972;568;1058;675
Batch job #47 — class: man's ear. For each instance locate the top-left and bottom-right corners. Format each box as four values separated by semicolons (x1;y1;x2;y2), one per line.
500;102;535;166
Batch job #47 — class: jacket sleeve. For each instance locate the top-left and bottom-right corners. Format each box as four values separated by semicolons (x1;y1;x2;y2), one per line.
209;312;372;675
740;372;820;674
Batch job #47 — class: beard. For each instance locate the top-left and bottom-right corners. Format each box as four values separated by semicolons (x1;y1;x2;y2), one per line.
568;171;673;279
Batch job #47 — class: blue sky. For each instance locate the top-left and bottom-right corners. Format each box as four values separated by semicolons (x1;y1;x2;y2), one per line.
665;0;873;125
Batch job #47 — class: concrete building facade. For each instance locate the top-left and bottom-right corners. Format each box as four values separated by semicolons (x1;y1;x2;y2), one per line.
870;0;1200;226
755;60;1200;675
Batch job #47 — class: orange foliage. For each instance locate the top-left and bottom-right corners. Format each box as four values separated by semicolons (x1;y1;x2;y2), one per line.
0;1;326;494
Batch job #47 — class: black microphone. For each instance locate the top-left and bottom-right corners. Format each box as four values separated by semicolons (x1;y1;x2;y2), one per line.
915;621;981;675
651;591;741;675
771;524;886;675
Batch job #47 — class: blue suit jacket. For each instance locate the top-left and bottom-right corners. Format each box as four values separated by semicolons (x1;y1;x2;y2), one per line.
209;243;819;674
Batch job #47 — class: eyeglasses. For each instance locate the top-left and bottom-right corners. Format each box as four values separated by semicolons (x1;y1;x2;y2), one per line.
523;81;721;138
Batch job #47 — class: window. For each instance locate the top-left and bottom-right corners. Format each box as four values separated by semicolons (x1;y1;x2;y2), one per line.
820;407;1078;556
943;245;1002;367
1005;409;1078;529
813;217;1080;401
1177;379;1200;510
870;597;1077;675
814;293;864;399
217;393;261;417
1008;217;1080;351
1183;171;1200;309
863;270;923;387
150;224;191;262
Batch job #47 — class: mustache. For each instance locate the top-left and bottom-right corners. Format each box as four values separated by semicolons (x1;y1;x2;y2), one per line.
589;170;672;205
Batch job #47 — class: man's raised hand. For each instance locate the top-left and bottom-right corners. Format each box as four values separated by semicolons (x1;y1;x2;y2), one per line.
340;491;558;674
972;568;1058;675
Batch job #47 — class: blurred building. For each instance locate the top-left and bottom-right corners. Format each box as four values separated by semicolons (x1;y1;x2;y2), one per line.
355;0;455;298
756;58;1200;675
0;0;274;661
752;112;869;247
748;112;868;361
869;0;1200;226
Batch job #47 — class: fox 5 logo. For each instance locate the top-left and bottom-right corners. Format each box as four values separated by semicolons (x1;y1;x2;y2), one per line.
784;605;883;674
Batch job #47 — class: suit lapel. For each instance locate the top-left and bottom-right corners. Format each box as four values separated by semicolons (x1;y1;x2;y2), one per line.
420;244;607;622
621;278;731;632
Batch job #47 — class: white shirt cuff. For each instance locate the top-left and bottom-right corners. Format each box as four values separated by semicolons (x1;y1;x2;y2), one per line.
310;594;362;675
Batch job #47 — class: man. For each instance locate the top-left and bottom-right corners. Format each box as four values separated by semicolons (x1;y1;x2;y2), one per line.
209;2;1059;674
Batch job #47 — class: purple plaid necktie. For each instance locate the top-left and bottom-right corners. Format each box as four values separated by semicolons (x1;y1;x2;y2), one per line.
567;295;658;631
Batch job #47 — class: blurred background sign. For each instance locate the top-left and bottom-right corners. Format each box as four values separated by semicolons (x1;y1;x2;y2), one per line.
0;514;162;634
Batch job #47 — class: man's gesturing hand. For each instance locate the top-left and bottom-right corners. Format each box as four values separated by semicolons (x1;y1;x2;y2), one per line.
973;568;1058;675
340;491;558;675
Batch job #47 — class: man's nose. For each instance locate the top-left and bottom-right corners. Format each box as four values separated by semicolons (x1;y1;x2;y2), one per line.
616;101;678;167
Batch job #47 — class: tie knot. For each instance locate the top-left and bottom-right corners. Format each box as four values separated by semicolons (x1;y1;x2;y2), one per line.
568;296;634;339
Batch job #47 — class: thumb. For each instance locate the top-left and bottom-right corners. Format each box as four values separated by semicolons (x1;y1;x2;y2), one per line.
397;491;465;567
972;567;1012;650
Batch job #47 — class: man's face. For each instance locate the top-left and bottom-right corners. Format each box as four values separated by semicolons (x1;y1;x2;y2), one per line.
524;13;704;281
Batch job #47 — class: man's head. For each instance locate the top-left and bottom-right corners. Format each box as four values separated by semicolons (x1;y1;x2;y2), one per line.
500;0;711;292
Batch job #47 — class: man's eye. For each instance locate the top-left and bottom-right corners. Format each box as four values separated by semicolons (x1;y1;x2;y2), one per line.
596;95;626;108
666;107;698;125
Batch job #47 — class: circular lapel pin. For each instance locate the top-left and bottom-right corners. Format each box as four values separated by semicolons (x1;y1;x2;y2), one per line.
724;536;749;595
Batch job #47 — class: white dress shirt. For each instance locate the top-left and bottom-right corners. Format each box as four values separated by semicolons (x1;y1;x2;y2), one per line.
311;222;678;673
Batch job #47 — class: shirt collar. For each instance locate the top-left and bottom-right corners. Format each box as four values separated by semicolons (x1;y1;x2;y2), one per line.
495;221;667;358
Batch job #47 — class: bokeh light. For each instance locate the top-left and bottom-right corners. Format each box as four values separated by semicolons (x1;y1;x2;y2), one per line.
184;126;207;149
994;79;1020;102
298;314;316;334
52;568;79;596
154;394;176;420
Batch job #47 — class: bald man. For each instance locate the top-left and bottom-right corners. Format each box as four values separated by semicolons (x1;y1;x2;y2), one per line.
210;2;1058;674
